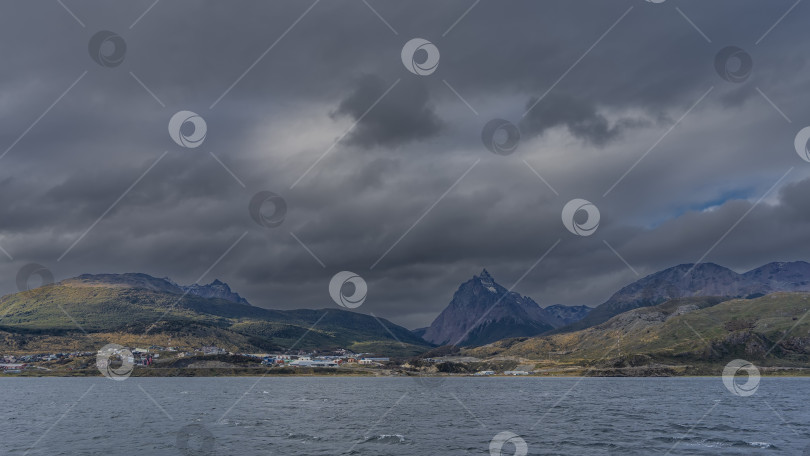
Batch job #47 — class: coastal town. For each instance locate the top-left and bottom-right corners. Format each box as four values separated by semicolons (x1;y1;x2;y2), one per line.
0;345;533;377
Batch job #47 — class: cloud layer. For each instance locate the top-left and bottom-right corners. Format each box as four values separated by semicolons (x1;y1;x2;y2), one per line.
0;1;809;328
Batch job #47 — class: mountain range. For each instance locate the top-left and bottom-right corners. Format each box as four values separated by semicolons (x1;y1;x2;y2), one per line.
0;273;430;356
66;273;252;305
421;261;810;346
557;261;810;333
4;260;810;359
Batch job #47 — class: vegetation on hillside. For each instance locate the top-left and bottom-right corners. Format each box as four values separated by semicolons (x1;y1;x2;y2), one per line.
463;293;810;374
0;284;431;357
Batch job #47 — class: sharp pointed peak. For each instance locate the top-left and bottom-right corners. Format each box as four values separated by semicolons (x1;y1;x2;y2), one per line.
478;268;492;279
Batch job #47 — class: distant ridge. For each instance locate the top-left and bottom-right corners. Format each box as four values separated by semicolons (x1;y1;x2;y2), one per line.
63;273;251;306
554;261;810;334
544;304;593;326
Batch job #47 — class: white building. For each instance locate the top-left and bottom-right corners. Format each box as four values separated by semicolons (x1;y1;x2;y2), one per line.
290;358;338;367
474;370;495;376
503;370;529;376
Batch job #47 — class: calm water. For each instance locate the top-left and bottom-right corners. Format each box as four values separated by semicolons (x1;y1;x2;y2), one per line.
2;377;808;455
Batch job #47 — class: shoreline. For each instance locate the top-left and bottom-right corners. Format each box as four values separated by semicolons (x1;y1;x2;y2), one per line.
5;375;810;378
5;370;810;379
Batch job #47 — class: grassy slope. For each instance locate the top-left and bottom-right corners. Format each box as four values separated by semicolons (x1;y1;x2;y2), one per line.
466;293;810;366
0;284;431;356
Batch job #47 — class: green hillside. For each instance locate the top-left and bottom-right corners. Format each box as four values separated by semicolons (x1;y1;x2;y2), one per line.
465;293;810;372
0;283;431;357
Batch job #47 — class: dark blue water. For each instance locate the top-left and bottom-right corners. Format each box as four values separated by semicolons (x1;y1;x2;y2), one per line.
2;377;808;455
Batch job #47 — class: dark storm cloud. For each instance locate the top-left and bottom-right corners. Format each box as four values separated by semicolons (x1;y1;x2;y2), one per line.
519;93;648;145
779;179;810;221
331;75;443;148
0;0;808;329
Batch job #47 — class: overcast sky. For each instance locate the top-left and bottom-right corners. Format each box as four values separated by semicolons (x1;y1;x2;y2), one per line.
0;0;809;328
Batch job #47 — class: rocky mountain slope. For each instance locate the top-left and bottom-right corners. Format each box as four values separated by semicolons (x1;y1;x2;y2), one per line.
422;270;589;346
544;304;592;325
